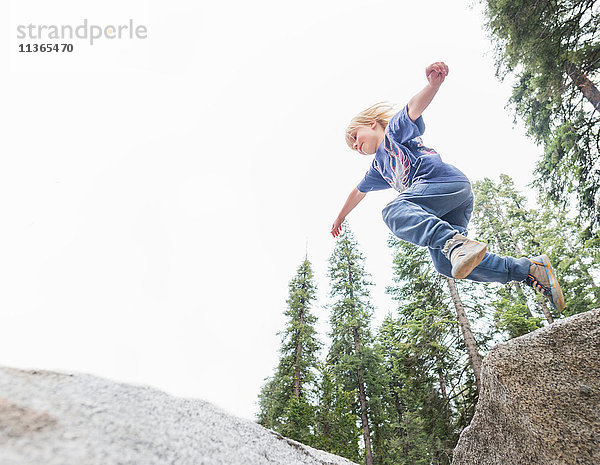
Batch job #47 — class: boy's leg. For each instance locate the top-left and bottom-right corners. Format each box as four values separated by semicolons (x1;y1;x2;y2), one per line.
381;181;473;250
429;248;531;284
428;186;531;284
382;181;530;284
385;181;564;310
431;198;564;310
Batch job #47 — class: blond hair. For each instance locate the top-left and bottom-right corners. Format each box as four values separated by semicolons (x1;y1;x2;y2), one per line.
345;102;396;150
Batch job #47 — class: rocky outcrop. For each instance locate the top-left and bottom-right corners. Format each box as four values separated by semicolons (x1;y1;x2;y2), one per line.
0;367;357;465
452;309;600;465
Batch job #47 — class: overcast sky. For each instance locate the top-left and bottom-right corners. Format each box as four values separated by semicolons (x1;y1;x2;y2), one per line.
2;0;542;420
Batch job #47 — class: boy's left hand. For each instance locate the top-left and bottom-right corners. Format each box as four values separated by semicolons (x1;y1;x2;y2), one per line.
426;62;449;88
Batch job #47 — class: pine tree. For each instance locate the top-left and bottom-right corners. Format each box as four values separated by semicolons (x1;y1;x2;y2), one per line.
471;174;600;334
327;224;379;465
313;361;361;460
445;277;483;392
380;236;475;464
472;176;546;337
256;258;321;446
480;0;600;229
532;197;600;316
376;315;436;465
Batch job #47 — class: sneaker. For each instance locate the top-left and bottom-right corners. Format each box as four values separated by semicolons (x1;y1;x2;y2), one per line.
525;255;565;312
442;233;488;279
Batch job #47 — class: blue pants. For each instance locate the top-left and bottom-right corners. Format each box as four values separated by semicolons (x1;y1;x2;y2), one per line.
381;181;530;283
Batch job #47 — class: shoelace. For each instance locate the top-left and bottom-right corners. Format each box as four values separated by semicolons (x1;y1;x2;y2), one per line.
442;237;466;260
526;274;551;297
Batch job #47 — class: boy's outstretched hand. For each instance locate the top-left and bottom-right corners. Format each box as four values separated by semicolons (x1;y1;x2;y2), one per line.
331;217;344;238
426;62;449;88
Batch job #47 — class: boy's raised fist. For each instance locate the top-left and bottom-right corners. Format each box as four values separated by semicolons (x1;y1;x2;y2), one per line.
426;62;449;87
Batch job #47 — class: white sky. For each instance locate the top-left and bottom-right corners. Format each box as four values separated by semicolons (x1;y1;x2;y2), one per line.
2;0;542;421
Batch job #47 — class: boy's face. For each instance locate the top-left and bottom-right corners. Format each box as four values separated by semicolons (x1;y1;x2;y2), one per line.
352;121;383;155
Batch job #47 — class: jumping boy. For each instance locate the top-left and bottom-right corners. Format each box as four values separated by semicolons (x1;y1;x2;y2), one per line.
331;61;565;312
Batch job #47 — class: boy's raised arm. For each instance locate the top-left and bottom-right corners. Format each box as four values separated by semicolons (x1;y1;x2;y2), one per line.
407;62;449;122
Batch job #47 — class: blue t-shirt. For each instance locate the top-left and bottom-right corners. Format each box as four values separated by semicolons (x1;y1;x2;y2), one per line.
356;105;469;193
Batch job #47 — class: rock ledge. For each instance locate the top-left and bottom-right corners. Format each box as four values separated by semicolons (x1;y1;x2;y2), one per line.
0;367;357;465
452;309;600;465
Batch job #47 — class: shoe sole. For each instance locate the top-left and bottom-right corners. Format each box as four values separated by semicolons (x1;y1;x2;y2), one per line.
531;254;565;312
451;243;487;279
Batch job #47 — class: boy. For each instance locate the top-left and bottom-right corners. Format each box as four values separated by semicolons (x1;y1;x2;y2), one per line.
331;62;564;312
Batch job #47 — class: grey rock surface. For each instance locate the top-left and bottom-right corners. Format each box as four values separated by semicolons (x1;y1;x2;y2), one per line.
0;367;358;465
452;309;600;465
